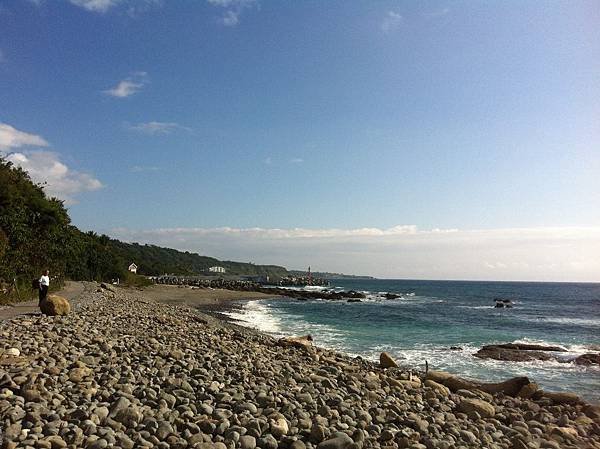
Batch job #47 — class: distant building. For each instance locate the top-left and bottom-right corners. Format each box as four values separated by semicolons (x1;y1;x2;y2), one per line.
208;266;226;273
128;263;138;274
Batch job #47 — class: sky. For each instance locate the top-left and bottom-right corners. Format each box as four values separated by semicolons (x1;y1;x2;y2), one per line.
1;0;599;281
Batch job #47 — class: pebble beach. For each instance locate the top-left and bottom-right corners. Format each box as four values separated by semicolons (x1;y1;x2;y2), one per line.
1;284;599;449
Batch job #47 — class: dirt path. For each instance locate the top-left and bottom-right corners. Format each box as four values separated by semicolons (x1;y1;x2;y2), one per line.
0;281;85;322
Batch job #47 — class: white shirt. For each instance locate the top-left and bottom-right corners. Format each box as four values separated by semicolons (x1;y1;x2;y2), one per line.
39;275;50;287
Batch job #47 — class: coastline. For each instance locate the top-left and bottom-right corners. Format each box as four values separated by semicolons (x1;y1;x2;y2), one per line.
143;284;282;307
1;283;599;449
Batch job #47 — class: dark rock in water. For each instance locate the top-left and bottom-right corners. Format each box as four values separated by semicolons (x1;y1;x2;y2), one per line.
494;298;514;308
449;346;463;351
346;290;366;299
474;343;566;362
347;298;361;303
574;353;600;366
383;293;401;299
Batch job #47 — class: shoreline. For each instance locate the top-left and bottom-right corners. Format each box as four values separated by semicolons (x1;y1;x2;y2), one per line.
1;283;599;449
174;291;600;405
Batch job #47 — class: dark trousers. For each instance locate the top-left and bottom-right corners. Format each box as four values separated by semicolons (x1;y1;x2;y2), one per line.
39;285;48;306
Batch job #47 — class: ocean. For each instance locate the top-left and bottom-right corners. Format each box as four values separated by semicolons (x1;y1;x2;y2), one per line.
222;279;600;402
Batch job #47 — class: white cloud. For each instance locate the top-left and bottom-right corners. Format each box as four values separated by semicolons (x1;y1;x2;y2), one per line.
104;72;148;98
207;0;257;27
67;0;161;14
110;225;600;282
0;122;102;204
127;121;191;135
0;123;49;149
5;151;103;204
69;0;119;13
381;11;403;34
290;158;304;164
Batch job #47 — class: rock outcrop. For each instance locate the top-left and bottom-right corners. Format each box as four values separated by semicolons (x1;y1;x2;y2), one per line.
574;353;600;366
474;343;566;362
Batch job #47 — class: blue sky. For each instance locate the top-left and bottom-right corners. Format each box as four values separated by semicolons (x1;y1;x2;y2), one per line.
1;1;599;280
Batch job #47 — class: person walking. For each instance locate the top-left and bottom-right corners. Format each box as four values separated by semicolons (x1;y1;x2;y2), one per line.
39;269;50;306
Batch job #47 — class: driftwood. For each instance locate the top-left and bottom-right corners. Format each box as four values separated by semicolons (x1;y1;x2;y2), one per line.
427;370;530;397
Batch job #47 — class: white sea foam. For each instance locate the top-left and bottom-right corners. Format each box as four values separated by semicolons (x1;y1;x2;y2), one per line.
222;300;351;352
222;301;284;335
537;317;600;327
457;305;495;310
515;315;600;327
225;299;600;401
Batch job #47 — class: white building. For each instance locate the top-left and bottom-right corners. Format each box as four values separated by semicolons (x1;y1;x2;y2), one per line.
208;266;226;273
128;263;138;274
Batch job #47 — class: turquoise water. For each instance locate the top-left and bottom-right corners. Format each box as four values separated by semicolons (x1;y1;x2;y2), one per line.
224;280;600;402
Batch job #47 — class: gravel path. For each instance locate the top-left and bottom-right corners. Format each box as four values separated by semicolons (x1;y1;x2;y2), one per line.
0;281;85;322
1;284;599;449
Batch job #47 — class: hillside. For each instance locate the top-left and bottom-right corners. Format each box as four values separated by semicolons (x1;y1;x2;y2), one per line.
288;270;375;280
107;240;288;277
0;157;287;299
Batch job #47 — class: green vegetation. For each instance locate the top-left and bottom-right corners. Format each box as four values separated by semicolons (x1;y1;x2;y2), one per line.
107;240;288;278
121;271;153;288
0;157;288;303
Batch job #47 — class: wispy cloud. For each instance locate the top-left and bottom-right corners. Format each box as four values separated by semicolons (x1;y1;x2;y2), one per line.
0;122;102;204
0;123;49;149
290;158;303;164
130;165;160;172
381;11;403;34
127;121;191;135
111;225;600;282
423;7;450;18
104;72;148;98
67;0;161;14
264;157;272;165
69;0;119;13
207;0;257;27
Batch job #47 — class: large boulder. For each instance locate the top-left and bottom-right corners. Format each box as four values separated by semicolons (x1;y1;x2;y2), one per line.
40;295;71;316
424;379;450;396
379;352;398;368
278;335;313;350
457;398;495;418
543;391;581;405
